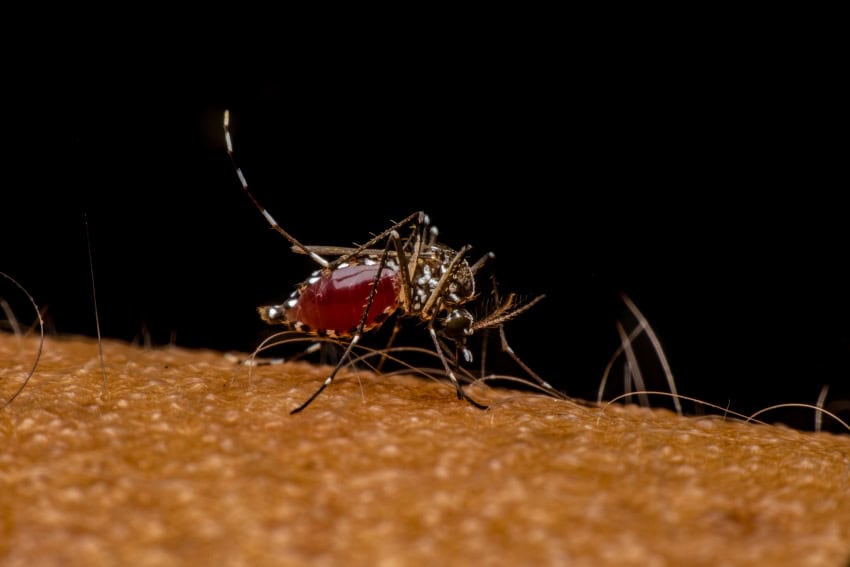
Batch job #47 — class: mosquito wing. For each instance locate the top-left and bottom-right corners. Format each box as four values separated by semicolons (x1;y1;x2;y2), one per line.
291;245;445;259
290;245;392;257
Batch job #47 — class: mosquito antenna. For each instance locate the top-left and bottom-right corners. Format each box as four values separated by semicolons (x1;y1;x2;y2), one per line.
223;110;329;268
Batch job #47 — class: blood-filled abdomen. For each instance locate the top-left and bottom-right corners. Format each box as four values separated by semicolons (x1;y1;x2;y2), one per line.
286;263;401;336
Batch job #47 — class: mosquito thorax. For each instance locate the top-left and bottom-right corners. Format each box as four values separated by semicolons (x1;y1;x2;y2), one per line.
411;244;476;313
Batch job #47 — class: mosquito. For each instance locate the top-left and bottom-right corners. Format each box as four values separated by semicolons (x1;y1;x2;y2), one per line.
223;110;552;413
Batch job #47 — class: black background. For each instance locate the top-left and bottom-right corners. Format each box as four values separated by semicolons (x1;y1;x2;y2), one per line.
2;41;847;431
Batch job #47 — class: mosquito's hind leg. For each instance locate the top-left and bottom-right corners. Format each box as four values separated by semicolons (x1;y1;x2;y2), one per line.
230;341;324;368
224;110;330;268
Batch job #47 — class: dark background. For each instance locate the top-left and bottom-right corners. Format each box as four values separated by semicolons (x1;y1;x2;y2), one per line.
2;43;847;430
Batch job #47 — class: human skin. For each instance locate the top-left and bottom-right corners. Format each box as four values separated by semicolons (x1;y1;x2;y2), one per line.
1;333;849;566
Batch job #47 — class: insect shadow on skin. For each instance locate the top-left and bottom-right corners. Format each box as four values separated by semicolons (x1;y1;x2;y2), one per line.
224;110;562;414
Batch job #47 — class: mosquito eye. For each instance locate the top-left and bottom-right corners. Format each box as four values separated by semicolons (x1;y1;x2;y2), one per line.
442;309;474;338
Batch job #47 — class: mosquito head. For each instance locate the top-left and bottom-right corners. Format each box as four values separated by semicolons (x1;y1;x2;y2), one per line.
436;308;476;364
439;308;474;339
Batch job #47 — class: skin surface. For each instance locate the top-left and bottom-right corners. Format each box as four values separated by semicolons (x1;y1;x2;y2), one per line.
1;333;849;566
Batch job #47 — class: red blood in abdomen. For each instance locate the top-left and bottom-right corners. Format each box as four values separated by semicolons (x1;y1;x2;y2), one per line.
288;264;401;334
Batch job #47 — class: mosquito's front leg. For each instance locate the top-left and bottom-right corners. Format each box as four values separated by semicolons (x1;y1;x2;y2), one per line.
327;211;425;271
290;233;398;414
426;303;487;410
469;251;495;275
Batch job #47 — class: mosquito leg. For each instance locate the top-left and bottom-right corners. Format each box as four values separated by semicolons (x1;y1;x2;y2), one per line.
425;300;487;409
479;329;489;378
496;325;558;393
389;230;413;313
326;211;424;271
290;234;397;414
290;335;362;413
427;323;488;410
478;278;560;396
371;227;412;372
223;111;329;268
299;342;325;362
237;356;287;367
469;251;495;275
375;319;402;373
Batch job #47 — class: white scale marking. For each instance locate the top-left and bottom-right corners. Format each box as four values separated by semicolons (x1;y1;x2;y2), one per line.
261;208;277;227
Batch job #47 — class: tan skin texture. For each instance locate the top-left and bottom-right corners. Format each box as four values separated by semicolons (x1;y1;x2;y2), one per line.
1;333;850;566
